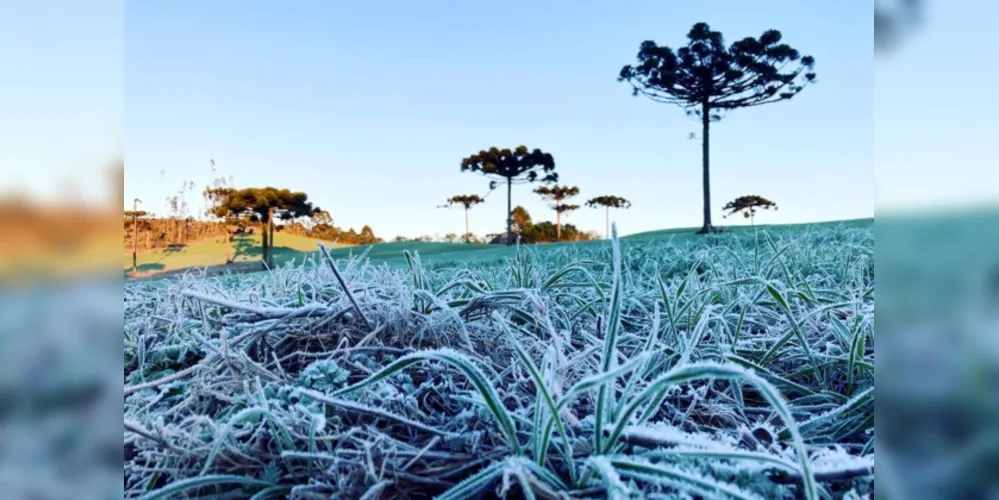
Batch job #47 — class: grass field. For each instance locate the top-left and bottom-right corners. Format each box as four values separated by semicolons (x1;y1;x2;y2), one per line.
302;218;873;270
124;219;872;281
124;218;874;498
123;232;348;277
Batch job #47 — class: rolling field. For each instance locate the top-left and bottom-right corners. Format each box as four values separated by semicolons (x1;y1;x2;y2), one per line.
124;219;874;498
291;218;873;271
123;233;349;278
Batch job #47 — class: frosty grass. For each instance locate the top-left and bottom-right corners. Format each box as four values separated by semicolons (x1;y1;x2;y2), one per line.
124;222;874;499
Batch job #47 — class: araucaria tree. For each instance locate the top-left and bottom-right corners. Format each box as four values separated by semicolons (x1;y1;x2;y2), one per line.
619;22;816;234
214;187;318;268
586;195;632;239
442;194;485;244
460;146;557;245
722;195;777;226
533;185;580;240
553;204;580;240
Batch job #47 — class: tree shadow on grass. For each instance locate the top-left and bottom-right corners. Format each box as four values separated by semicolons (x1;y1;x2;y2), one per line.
231;236;260;261
230;236;310;267
163;243;187;254
124;262;165;278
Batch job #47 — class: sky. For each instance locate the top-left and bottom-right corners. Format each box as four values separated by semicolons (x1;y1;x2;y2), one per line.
0;1;122;208
3;1;883;238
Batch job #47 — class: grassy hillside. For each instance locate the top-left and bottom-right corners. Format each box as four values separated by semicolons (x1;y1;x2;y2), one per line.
123;232;346;276
125;218;873;280
321;218;874;269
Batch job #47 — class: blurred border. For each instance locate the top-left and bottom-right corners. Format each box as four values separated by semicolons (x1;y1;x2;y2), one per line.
876;1;999;498
0;1;124;499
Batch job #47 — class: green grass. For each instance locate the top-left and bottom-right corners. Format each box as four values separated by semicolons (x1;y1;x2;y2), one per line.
125;218;873;282
321;218;874;269
125;218;874;281
123;232;344;275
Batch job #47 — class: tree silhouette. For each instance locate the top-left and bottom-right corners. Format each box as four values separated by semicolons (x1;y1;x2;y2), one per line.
586;195;632;239
533;185;580;241
722;195;778;226
441;194;485;244
619;22;815;234
214;187;318;268
460;146;557;245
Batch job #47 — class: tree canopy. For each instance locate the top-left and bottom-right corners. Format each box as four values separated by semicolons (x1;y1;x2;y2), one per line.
586;195;632;210
213;187;317;221
618;22;816;113
510;205;532;234
443;194;485;209
460;146;557;186
533;185;579;203
722;195;778;223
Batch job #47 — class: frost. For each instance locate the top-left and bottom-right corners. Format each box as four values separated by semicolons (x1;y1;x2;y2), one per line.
124;223;874;498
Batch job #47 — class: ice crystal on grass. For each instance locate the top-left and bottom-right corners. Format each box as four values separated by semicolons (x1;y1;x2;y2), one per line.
124;222;874;498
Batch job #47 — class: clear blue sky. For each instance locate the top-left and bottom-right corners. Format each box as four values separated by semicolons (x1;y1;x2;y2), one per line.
0;1;122;207
4;1;876;238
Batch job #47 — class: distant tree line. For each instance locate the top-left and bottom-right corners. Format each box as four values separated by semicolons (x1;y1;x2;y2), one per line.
123;216;229;252
126;180;383;268
493;205;600;244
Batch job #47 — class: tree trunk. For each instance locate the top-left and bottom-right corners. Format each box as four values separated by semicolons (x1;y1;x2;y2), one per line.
261;212;270;267
224;221;233;264
465;207;470;244
131;213;139;270
605;206;610;240
261;225;269;266
698;100;714;234
267;207;276;268
556;210;562;241
506;178;513;246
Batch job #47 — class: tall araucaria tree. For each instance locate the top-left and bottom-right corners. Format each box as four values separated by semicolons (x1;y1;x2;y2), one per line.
722;194;778;226
533;184;580;241
586;195;632;239
460;146;557;245
441;194;485;244
619;22;816;234
214;187;318;268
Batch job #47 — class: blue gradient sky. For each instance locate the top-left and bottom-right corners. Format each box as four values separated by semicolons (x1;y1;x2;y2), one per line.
5;1;874;238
